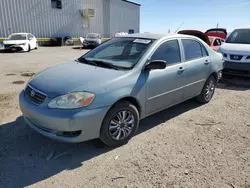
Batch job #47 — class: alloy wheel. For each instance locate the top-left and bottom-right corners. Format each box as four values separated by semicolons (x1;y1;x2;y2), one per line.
109;110;135;140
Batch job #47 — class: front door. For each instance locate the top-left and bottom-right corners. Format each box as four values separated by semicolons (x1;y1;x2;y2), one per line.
28;34;36;49
146;39;186;114
180;39;211;99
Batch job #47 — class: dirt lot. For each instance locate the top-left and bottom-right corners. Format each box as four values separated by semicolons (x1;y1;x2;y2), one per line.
0;47;249;188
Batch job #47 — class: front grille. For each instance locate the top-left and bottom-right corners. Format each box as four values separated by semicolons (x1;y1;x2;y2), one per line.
4;44;14;48
25;85;47;105
230;54;243;61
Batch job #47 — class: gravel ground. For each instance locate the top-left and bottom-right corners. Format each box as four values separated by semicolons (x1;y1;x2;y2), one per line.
0;47;249;188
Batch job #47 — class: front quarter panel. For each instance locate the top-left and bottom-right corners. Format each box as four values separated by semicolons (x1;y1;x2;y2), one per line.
86;70;147;115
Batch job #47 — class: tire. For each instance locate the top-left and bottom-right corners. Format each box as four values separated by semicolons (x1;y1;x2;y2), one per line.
100;101;139;147
27;45;31;52
196;75;216;103
35;42;38;50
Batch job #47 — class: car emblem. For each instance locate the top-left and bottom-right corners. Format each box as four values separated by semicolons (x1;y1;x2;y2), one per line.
233;55;239;59
30;90;36;97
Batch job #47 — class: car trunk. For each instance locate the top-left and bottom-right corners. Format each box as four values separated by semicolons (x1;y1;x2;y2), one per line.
178;30;211;46
205;28;227;39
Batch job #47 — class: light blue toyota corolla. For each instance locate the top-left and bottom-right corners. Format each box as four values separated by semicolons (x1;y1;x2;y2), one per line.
19;33;223;147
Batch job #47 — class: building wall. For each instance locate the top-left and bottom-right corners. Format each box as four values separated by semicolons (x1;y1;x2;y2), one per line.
0;0;140;38
109;0;140;37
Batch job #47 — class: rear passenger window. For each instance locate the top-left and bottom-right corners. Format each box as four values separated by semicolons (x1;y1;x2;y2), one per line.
201;46;208;57
151;40;181;65
182;39;203;61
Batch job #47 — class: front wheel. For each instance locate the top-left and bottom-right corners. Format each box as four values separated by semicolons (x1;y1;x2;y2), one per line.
196;76;216;103
35;42;38;50
27;45;31;52
100;101;139;147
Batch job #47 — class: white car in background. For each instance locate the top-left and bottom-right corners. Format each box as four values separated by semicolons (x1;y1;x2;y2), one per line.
3;33;38;52
218;28;250;77
115;32;128;37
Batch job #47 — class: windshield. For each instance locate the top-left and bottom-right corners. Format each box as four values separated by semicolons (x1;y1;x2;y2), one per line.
226;29;250;44
8;34;27;40
79;37;154;69
86;33;99;38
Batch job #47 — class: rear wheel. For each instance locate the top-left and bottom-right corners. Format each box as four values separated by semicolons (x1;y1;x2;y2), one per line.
100;101;139;147
196;76;216;103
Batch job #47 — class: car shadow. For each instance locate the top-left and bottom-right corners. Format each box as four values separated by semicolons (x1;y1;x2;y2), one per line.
217;75;250;91
0;49;26;53
0;99;201;187
72;46;94;50
72;46;82;50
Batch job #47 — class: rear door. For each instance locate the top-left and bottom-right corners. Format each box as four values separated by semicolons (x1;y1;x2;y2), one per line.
180;38;211;99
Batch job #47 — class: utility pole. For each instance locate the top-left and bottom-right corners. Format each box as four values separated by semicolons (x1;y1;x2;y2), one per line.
216;23;219;28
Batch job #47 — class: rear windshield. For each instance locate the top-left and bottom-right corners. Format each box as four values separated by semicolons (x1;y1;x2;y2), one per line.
8;34;27;40
226;29;250;44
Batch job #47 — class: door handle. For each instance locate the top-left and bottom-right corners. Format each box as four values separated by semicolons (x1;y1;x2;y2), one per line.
178;67;185;72
204;60;210;65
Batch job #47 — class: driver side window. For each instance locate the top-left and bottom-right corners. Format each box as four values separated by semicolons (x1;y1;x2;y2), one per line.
151;40;181;65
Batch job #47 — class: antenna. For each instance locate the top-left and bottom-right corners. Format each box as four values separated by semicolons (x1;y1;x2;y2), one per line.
174;22;184;33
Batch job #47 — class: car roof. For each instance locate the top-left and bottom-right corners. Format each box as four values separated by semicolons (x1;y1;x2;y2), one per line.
233;27;250;30
117;33;198;40
10;33;28;35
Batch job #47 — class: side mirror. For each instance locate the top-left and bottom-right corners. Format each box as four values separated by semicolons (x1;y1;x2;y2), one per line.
145;60;166;71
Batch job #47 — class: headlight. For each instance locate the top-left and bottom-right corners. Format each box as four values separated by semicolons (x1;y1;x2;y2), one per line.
48;92;95;109
24;74;35;90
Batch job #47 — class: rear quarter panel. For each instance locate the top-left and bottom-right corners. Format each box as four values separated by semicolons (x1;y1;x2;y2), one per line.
209;50;224;74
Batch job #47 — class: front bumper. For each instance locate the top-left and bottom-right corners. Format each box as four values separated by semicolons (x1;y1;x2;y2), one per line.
223;61;250;77
4;45;26;51
19;90;110;143
83;42;99;47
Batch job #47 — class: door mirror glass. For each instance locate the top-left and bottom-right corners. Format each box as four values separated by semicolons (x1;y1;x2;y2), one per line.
145;60;166;71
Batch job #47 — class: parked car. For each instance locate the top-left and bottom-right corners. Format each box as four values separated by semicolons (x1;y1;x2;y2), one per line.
3;33;38;52
82;33;102;48
218;28;250;77
178;28;227;51
115;32;128;37
206;28;227;51
19;33;224;147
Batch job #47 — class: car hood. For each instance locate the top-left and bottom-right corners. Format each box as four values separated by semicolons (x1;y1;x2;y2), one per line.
220;43;250;55
29;61;127;97
3;40;27;45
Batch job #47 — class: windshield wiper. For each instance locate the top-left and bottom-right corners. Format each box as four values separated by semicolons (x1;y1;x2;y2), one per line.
90;60;119;70
76;57;98;66
76;57;119;70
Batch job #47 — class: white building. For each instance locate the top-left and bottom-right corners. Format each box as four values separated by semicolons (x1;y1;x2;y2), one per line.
0;0;140;38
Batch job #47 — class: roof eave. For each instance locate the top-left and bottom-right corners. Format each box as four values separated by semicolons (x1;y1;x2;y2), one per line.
122;0;141;6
